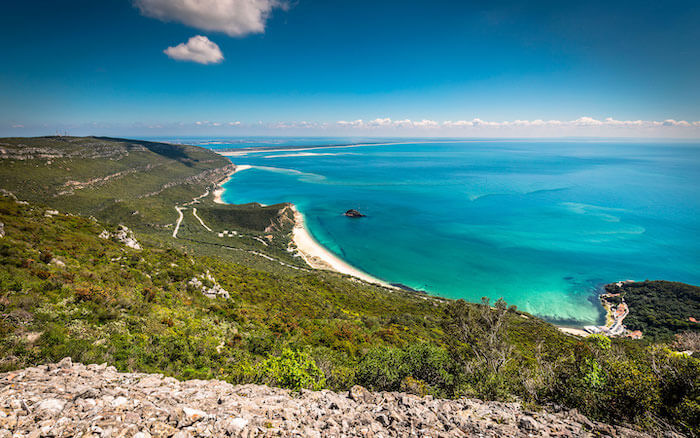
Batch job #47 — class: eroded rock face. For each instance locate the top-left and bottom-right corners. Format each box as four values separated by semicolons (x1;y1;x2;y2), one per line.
0;361;657;438
99;225;141;250
187;271;230;299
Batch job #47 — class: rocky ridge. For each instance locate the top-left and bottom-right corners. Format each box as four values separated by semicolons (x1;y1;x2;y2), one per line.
99;225;141;250
0;138;144;161
0;360;654;438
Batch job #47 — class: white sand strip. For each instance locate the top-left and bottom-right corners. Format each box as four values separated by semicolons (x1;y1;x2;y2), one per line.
290;205;393;288
211;162;393;288
213;165;252;204
557;326;589;337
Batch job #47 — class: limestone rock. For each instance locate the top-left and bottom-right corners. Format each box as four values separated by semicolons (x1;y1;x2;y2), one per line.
34;399;66;419
0;362;661;438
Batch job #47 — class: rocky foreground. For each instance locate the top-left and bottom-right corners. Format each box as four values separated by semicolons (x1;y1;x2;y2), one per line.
0;360;654;438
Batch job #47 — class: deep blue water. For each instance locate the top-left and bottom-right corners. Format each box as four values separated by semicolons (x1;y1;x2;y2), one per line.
189;139;700;326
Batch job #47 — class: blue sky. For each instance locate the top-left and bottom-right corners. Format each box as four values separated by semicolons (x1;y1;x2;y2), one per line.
1;0;699;137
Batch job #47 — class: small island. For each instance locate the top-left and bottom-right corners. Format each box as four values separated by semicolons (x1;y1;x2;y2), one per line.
344;209;366;218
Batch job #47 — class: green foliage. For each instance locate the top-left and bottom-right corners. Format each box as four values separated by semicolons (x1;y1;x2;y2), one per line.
606;281;700;340
581;357;605;389
354;343;455;397
355;346;407;392
586;334;611;351
257;349;326;391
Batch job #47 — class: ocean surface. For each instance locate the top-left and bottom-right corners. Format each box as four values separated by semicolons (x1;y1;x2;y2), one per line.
173;138;700;326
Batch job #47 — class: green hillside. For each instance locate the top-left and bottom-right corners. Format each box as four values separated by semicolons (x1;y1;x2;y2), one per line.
606;281;700;340
0;136;306;271
0;137;698;435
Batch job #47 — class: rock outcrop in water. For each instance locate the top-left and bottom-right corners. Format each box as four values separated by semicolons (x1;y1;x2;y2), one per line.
0;360;654;437
344;209;366;218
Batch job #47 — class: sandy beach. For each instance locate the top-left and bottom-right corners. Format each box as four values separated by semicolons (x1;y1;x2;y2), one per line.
215;140;477;157
289;205;394;288
556;326;589;337
213;164;252;204
211;160;392;288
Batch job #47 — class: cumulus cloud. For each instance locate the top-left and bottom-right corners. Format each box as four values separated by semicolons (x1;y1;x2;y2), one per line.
333;117;699;133
135;0;285;37
164;35;224;64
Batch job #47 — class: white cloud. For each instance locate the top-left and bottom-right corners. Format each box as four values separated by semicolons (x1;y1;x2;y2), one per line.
332;116;700;135
571;116;603;126
337;119;364;127
662;119;691;127
413;119;439;128
135;0;285;37
164;36;224;64
443;120;474;128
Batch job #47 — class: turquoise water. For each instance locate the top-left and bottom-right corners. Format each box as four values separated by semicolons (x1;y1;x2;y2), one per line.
204;139;699;326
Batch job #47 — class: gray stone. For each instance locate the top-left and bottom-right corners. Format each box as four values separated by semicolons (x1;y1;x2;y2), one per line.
519;415;539;432
348;385;373;403
34;399;66;419
0;361;654;438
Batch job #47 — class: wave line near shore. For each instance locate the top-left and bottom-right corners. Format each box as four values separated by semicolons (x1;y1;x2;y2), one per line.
289;205;393;288
212;161;393;288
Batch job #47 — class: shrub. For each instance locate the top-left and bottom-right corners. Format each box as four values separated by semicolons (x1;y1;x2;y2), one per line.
355;346;407;391
257;349;326;391
354;344;456;396
586;334;611;351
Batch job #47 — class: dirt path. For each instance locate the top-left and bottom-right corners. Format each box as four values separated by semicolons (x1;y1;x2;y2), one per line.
173;206;185;238
192;208;212;231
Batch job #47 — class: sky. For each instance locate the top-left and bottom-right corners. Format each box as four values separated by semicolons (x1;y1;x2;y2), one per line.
1;0;699;138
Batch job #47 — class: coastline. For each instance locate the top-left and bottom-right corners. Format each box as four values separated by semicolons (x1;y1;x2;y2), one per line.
557;326;589;337
212;159;393;288
212;157;592;330
289;205;395;288
213;164;252;204
213;138;570;158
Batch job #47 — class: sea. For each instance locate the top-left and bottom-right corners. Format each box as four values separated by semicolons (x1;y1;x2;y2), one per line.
165;138;700;326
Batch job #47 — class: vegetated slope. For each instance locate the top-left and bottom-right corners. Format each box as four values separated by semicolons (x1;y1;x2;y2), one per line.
0;196;698;435
0;136;229;224
605;281;700;340
0;136;304;271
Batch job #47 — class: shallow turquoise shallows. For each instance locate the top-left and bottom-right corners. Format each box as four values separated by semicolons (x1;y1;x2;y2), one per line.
205;139;699;326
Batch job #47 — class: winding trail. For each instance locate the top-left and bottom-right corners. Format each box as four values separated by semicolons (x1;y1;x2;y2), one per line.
192;208;212;232
171;185;399;290
173;206;185;238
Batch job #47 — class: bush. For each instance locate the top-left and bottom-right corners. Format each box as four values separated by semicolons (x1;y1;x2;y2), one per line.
354;344;456;396
355;346;407;391
403;343;455;396
257;349;326;391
